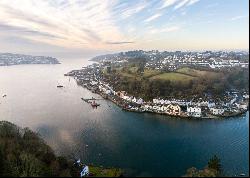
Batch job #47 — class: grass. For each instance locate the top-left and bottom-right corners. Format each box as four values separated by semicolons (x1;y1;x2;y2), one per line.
176;67;219;78
143;69;162;78
89;166;123;177
128;66;138;73
150;72;195;82
105;66;219;83
117;68;162;79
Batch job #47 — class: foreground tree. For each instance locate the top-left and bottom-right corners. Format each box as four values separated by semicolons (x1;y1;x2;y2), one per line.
183;155;223;177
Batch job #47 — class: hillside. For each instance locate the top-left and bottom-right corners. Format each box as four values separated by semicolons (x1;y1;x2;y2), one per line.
0;121;122;177
102;65;249;101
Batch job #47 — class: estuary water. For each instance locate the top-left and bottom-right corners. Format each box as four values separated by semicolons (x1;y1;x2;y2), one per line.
0;58;249;177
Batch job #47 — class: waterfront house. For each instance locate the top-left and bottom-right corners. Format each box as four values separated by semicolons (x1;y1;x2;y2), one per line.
160;99;165;105
187;106;202;118
123;95;132;102
116;91;127;98
165;104;181;116
243;94;249;99
132;97;137;103
235;103;248;110
210;107;225;115
143;104;152;111
153;98;160;104
137;98;144;105
153;105;160;111
105;90;112;95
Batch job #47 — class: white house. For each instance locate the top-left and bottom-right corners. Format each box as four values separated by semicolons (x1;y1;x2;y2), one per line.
236;103;248;110
208;102;216;108
160;99;165;105
132;97;137;103
243;94;249;99
210;108;225;115
187;106;202;117
229;97;237;105
153;98;160;104
137;98;144;105
153;105;160;110
105;90;111;95
123;95;132;102
143;105;152;110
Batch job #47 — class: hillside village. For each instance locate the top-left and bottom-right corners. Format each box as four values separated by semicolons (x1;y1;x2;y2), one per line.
92;50;249;71
66;50;249;119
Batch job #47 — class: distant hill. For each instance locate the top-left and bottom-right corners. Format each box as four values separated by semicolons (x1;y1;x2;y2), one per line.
0;53;60;66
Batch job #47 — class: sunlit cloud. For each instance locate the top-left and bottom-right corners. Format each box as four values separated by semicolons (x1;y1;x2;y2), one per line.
160;0;199;10
119;1;148;19
160;0;179;9
105;41;134;45
144;13;162;23
0;0;248;54
0;0;126;49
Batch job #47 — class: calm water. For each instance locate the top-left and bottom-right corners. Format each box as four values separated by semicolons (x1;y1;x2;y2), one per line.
0;58;249;177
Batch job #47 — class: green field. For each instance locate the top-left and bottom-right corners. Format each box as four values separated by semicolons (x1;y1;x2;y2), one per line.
150;72;195;81
176;67;219;78
105;66;220;83
143;69;162;77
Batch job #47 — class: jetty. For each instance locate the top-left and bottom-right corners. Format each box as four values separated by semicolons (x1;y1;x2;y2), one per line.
81;97;102;107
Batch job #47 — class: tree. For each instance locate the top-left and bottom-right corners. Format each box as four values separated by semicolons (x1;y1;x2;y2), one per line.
184;155;223;177
18;153;43;177
208;155;222;174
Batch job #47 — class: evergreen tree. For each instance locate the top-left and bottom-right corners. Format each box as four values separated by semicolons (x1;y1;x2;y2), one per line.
208;155;222;174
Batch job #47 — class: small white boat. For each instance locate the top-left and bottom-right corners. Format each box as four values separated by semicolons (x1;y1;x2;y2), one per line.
2;94;7;97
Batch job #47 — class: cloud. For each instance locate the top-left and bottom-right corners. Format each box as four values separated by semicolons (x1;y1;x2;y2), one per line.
0;23;62;39
160;0;179;9
186;0;200;6
174;0;190;10
144;13;162;23
230;15;248;21
150;26;180;34
105;41;134;45
159;0;199;10
119;1;148;19
0;0;128;49
0;0;247;53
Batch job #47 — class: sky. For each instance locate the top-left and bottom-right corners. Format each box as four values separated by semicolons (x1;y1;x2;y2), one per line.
0;0;249;57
